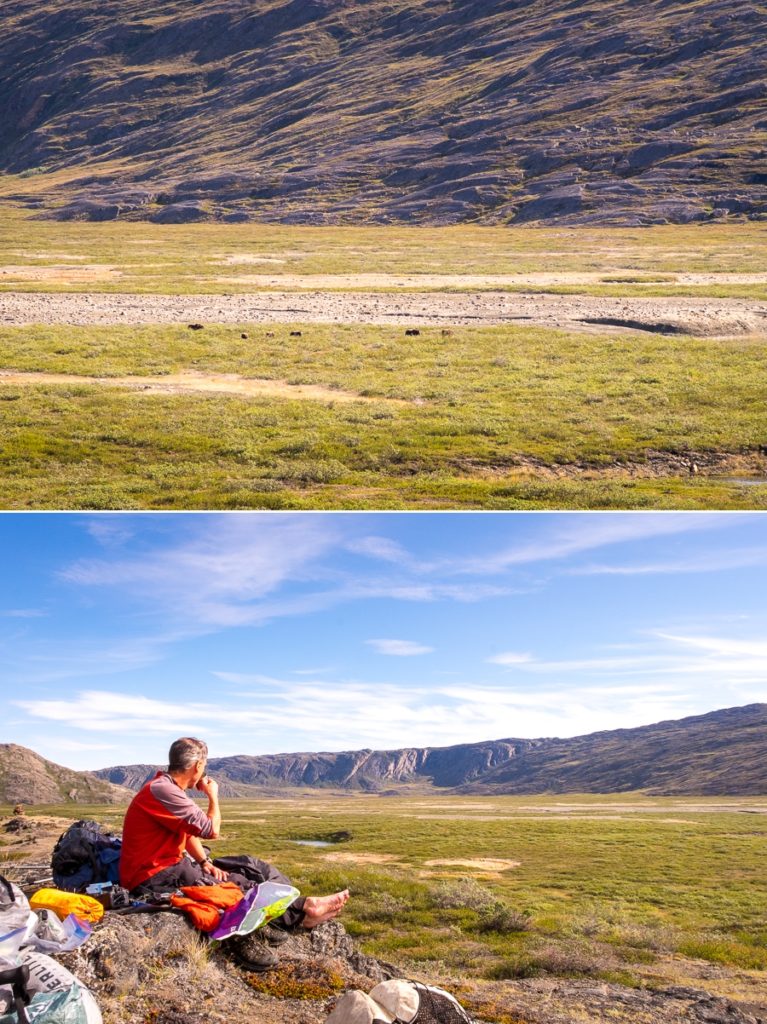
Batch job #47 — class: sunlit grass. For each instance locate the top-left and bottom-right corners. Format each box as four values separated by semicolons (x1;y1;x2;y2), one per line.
1;320;766;509
0;208;765;294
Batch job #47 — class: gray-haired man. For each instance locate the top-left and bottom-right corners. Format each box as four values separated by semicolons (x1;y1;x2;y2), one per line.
120;737;349;969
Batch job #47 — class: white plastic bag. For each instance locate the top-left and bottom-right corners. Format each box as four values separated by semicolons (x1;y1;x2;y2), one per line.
0;879;37;960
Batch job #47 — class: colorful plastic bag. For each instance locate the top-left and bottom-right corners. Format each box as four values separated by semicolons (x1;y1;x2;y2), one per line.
209;882;299;941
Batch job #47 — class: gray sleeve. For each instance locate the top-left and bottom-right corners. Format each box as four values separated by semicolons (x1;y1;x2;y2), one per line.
148;774;215;838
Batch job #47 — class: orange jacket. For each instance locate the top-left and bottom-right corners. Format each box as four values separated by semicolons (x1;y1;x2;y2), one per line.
170;882;244;931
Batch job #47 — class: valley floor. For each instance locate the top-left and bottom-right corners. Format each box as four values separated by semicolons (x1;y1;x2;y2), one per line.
2;795;766;1024
1;218;765;510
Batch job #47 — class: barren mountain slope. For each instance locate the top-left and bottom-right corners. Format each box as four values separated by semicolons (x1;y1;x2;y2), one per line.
1;0;765;225
0;743;132;805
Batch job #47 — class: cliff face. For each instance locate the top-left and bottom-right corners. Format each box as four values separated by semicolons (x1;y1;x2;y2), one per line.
0;743;132;805
96;740;537;795
93;705;767;796
1;0;765;226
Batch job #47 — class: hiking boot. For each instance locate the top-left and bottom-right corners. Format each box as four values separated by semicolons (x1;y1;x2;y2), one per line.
227;932;279;972
262;923;290;946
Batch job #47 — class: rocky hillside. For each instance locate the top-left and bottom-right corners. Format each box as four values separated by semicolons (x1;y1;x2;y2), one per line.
0;743;132;805
1;0;765;226
459;703;767;796
95;704;767;796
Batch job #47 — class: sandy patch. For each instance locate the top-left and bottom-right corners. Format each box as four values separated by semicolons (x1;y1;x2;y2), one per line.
209;271;767;288
216;255;288;265
321;852;401;865
0;264;121;282
0;369;398;404
409;803;500;810
424;859;520;871
16;252;90;261
409;814;512;821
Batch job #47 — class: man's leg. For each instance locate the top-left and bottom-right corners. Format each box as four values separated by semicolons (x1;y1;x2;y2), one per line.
131;857;206;896
211;854;307;928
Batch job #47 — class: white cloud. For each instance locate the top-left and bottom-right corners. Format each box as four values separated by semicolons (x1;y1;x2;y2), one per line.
366;639;434;656
655;633;767;658
0;609;47;618
487;651;533;666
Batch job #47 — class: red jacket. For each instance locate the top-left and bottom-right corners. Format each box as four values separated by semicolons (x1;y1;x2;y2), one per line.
120;771;215;892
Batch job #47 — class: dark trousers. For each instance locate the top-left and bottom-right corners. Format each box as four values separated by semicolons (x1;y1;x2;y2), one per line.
132;853;306;930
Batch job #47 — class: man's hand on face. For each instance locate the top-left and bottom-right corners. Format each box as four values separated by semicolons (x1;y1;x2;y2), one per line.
202;860;228;882
196;775;219;799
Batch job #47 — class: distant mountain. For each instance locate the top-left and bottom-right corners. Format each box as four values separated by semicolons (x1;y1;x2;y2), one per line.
1;0;765;226
94;704;767;796
97;739;539;797
457;703;767;795
0;744;132;805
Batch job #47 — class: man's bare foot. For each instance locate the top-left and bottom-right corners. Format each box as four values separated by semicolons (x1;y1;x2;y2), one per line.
301;889;350;928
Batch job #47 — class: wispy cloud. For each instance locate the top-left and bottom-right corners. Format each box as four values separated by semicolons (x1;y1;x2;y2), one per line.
345;536;412;565
366;639;434;656
573;547;767;577
85;519;137;548
443;513;729;576
486;651;533;666
0;609;47;618
11;678;701;755
5;634;175;686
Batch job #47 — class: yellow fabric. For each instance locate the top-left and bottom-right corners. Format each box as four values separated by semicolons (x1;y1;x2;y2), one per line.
30;888;104;924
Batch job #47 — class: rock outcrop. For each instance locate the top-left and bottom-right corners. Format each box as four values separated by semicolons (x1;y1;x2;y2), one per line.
0;0;765;226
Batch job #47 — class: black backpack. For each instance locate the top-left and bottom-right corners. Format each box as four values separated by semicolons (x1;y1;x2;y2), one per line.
51;820;122;893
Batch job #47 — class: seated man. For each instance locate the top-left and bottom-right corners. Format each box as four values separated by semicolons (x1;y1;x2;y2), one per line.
120;736;349;970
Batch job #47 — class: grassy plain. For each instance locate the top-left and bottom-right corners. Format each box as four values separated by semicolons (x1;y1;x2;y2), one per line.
0;209;766;296
5;793;767;995
2;321;766;509
1;213;766;509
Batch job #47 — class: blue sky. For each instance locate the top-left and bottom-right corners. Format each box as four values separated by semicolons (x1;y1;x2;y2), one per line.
1;512;766;771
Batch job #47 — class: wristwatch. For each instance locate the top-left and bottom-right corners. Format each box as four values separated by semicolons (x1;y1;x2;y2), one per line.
197;857;212;867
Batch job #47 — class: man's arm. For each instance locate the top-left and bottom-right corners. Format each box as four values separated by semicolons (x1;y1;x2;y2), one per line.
186;834;228;881
196;775;221;838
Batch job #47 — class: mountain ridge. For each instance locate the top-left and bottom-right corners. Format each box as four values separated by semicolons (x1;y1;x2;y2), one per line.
92;703;767;797
1;0;765;226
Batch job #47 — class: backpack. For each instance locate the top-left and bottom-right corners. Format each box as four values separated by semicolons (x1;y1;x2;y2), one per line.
326;981;474;1024
51;822;122;893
